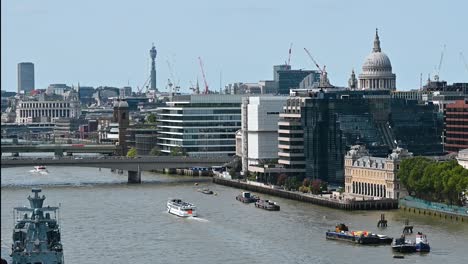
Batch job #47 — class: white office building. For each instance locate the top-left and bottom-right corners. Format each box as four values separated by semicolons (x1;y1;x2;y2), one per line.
239;96;288;176
157;94;243;157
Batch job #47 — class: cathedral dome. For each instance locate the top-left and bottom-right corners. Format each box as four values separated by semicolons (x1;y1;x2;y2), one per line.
362;52;392;72
358;29;396;90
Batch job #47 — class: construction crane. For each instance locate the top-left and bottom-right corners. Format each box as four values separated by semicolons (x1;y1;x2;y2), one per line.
287;43;293;66
303;48;325;73
166;59;180;88
198;57;209;94
166;78;179;96
461;52;468;73
189;79;200;94
137;76;151;95
434;44;446;81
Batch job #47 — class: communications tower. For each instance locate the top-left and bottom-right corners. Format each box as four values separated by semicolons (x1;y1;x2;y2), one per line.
150;43;157;91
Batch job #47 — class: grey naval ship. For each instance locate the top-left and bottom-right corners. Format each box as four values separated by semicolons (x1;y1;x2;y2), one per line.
10;188;64;264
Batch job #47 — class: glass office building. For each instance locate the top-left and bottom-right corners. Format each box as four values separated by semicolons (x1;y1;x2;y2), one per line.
157;94;243;157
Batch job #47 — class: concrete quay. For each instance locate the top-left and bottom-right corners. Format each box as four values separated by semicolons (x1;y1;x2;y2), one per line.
399;205;467;222
213;177;398;210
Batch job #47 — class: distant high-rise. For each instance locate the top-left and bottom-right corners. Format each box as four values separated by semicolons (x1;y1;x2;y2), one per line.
18;62;35;93
150;44;157;91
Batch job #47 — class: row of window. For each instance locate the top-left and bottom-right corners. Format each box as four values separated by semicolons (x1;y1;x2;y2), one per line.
20;102;71;108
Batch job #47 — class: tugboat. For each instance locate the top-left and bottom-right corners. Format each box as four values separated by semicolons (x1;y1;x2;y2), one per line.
167;199;197;217
255;199;280;211
415;232;430;252
235;192;259;203
392;235;416;253
11;188;65;264
325;223;393;245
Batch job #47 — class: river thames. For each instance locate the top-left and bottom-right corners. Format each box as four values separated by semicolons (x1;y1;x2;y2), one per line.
1;166;467;264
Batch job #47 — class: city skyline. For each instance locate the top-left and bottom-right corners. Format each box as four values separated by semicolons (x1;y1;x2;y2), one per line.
2;0;467;93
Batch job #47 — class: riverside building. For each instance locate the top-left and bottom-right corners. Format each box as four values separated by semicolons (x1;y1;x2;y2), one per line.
238;96;288;179
15;95;81;124
157;94;243;157
277;89;443;184
444;99;468;152
344;145;410;199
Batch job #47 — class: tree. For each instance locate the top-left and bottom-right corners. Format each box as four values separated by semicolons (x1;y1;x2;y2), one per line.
150;146;161;156
146;113;157;123
126;147;137;158
228;157;242;179
398;157;468;205
170;146;186;156
310;179;323;194
302;178;310;187
277;174;288;186
284;176;300;191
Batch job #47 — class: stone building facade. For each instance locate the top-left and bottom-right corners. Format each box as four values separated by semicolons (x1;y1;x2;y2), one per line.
344;145;411;199
15;98;81;124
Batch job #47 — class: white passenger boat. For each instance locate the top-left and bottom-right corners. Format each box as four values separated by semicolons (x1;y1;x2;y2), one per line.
167;199;197;217
33;166;48;172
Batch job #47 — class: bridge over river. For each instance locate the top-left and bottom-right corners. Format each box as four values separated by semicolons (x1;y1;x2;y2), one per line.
1;156;233;183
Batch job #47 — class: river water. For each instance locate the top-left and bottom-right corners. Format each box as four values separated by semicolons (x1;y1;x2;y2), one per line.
1;166;467;264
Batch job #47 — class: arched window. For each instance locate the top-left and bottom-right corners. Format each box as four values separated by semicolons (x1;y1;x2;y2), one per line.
121;112;126;120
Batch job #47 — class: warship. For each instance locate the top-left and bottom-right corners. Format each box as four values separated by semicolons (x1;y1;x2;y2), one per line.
10;188;64;264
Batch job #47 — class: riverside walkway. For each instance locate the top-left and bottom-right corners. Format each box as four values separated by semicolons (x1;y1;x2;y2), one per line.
213;177;398;210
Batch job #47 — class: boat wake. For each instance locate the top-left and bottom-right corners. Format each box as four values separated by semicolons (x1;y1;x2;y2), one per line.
29;170;48;175
188;216;209;222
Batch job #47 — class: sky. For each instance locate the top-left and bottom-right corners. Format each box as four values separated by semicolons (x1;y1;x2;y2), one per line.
2;0;468;93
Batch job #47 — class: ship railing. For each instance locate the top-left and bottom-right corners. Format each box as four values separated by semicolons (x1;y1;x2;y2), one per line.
14;206;59;212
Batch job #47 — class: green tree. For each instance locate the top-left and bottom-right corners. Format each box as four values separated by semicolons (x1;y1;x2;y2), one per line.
126;147;137;158
284;176;300;191
146;113;157;123
150;146;161;156
170;146;186;156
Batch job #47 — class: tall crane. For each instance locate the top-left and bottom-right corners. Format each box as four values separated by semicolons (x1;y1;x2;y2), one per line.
303;48;325;73
461;52;468;73
434;44;446;81
287;43;293;66
137;76;151;95
198;57;209;94
166;59;180;88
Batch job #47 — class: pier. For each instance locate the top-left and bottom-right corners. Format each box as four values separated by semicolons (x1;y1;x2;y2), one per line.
213;177;398;210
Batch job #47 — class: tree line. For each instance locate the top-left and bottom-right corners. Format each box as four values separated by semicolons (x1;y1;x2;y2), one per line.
397;157;468;205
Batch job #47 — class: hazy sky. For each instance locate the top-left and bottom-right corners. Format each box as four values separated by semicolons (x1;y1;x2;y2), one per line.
2;0;467;93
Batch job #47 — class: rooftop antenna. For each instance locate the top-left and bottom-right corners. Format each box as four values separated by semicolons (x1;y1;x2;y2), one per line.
219;70;222;94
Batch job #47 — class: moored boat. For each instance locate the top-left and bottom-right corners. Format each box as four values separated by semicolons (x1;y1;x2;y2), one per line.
167;199;197;217
11;188;64;264
325;223;393;245
236;192;259;203
255;199;280;211
392;235;416;253
415;232;430;252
